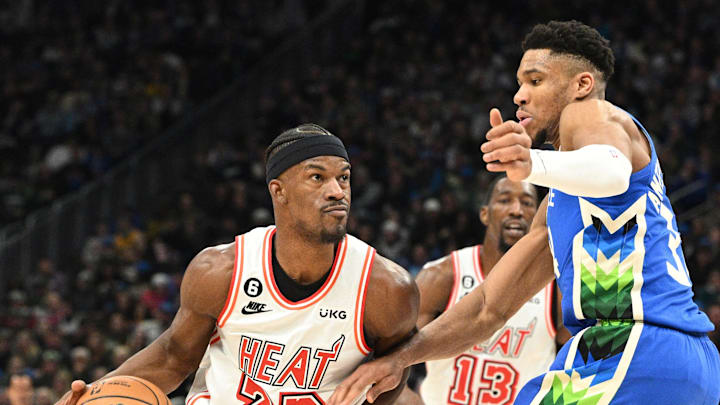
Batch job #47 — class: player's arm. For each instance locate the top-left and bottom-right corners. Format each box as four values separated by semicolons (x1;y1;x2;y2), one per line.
527;101;633;197
328;196;554;405
393;257;453;405
360;255;420;405
482;105;633;198
105;245;232;387
415;256;454;329
58;244;235;405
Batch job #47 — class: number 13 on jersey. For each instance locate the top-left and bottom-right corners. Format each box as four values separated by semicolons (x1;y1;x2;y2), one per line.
448;355;519;405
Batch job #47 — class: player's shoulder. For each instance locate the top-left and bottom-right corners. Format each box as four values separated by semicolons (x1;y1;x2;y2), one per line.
361;254;418;344
559;100;632;148
181;240;238;318
417;251;456;282
561;98;608;113
191;240;237;273
562;99;637;126
369;253;416;297
559;99;609;125
423;245;479;273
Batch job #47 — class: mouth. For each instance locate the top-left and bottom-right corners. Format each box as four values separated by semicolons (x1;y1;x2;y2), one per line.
503;221;528;238
323;205;349;218
516;110;533;128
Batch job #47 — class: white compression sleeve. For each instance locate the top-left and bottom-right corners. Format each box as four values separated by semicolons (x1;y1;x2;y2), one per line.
525;144;632;198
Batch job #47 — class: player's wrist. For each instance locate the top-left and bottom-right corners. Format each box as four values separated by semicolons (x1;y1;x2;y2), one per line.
525;148;547;183
389;342;416;370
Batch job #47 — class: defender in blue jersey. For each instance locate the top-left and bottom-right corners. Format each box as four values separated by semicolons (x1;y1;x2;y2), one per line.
328;21;720;405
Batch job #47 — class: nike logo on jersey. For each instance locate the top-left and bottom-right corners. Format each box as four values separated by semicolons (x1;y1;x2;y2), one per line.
241;301;272;315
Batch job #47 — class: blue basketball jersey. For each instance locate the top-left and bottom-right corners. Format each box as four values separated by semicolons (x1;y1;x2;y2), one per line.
545;111;713;335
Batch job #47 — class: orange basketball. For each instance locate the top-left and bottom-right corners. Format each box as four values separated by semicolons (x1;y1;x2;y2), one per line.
77;376;170;405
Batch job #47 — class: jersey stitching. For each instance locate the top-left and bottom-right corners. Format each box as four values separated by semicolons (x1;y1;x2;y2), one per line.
446;251;461;311
473;245;484;282
354;246;375;355
217;234;245;327
186;391;210;405
263;227;349;310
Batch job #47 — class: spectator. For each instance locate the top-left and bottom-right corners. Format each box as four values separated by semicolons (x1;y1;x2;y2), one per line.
68;347;92;383
2;1;720;402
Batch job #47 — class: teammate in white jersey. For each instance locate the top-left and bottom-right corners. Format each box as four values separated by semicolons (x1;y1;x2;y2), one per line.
397;177;569;405
58;124;419;405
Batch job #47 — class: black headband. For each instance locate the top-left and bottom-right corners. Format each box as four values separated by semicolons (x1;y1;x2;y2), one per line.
266;135;349;184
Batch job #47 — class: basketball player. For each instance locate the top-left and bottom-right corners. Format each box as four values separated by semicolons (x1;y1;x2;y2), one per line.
58;124;419;405
328;21;720;405
396;176;570;405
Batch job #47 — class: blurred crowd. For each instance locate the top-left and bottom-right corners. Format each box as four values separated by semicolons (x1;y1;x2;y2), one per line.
2;0;720;404
0;0;321;226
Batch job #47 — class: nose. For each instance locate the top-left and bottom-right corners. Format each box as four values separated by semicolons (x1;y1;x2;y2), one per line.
513;85;528;106
325;178;346;201
508;199;523;216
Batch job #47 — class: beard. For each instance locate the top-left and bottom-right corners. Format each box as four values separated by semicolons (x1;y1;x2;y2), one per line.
319;223;347;244
531;128;548;148
295;218;347;244
498;235;513;253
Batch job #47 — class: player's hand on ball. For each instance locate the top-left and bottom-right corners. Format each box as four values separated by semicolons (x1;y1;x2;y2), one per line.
328;356;404;405
481;108;533;181
54;380;88;405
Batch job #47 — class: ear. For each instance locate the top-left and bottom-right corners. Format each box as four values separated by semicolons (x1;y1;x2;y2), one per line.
479;206;489;226
268;179;287;204
574;72;594;99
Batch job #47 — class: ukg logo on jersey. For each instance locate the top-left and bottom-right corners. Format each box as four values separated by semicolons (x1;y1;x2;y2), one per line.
319;308;347;319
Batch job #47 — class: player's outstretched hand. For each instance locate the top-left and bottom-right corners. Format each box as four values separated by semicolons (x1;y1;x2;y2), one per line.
328;356;404;405
481;108;533;181
54;380;88;405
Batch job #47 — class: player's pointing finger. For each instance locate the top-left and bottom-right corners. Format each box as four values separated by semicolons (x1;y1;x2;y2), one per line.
489;108;504;128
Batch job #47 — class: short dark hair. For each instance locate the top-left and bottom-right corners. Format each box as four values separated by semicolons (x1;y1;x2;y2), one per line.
522;20;614;82
264;123;335;163
482;175;540;208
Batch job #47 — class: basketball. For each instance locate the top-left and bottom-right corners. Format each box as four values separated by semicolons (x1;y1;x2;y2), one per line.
77;376;170;405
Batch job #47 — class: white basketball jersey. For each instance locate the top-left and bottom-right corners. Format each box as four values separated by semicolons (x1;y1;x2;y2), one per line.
186;226;374;405
420;245;557;405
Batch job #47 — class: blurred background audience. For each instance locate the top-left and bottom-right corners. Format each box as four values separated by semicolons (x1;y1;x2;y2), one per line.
1;1;718;404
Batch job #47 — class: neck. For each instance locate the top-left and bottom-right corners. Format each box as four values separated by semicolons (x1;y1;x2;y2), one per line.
480;236;504;276
274;226;337;284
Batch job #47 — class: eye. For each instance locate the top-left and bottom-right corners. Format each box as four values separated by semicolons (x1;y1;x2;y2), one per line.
522;200;534;207
531;79;541;85
340;174;349;182
498;198;510;204
311;174;322;181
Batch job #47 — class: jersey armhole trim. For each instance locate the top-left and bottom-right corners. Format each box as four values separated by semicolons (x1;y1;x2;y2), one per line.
186;391;210;405
473;245;485;281
445;251;461;311
209;328;220;345
545;282;557;338
217;234;245;328
354;246;376;355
